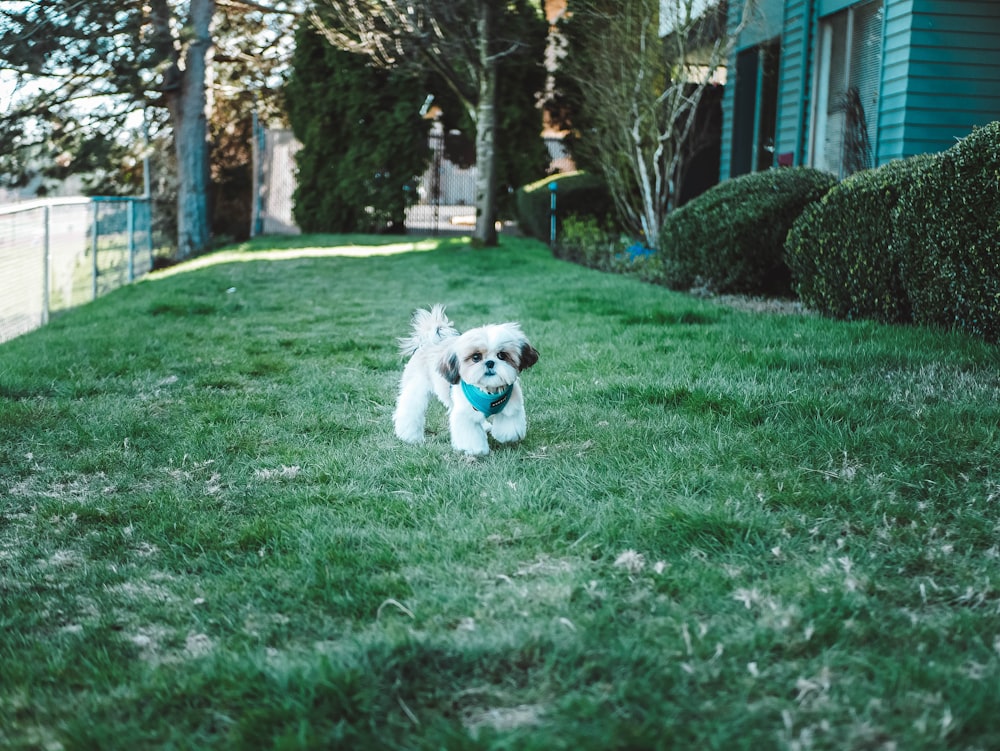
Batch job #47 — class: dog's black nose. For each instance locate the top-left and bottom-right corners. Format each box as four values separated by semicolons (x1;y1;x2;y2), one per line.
485;360;495;369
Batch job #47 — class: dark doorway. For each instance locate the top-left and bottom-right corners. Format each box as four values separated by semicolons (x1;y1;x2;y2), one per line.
730;39;781;176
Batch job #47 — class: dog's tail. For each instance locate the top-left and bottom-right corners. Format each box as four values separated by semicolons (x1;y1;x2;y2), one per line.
398;304;459;357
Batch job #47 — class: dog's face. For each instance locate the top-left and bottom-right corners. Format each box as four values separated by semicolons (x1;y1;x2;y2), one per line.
438;323;539;392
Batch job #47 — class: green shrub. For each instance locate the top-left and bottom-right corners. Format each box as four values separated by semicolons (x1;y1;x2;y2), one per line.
516;171;615;241
894;122;1000;343
785;154;938;323
655;167;837;296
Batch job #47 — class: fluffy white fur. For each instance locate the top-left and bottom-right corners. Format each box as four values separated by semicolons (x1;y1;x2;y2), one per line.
393;305;539;455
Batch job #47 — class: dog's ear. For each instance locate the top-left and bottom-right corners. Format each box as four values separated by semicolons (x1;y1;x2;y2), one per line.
438;352;461;384
518;342;539;371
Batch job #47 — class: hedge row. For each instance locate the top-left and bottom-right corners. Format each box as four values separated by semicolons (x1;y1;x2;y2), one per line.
784;154;938;324
786;122;1000;342
895;123;1000;342
652;167;837;296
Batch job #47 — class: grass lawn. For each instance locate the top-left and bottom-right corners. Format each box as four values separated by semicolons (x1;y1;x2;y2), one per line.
2;233;999;750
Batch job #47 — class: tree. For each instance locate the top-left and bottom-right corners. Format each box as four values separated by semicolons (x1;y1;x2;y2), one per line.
285;23;432;233
555;0;757;248
156;0;215;259
0;0;298;258
308;0;547;247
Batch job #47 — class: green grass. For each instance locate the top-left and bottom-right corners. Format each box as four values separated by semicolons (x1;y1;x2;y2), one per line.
2;233;999;750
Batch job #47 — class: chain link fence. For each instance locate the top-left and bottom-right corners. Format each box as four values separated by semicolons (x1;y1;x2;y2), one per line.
251;122;301;236
0;197;155;344
405;125;479;234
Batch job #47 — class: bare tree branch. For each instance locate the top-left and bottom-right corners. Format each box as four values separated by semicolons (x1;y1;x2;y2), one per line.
558;0;758;247
217;0;301;15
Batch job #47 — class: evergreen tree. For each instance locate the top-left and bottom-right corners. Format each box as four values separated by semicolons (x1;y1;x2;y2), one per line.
286;24;432;233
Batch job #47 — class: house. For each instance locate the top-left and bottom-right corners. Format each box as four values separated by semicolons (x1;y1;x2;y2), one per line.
720;0;1000;179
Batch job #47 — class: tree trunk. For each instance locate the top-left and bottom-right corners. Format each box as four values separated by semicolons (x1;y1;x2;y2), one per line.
472;0;498;247
166;0;214;259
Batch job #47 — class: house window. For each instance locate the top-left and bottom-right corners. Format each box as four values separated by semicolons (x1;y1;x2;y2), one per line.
809;0;883;177
730;39;780;176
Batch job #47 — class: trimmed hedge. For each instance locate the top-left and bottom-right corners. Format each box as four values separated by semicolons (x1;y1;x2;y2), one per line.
516;171;615;241
655;167;837;296
895;122;1000;343
785;153;938;323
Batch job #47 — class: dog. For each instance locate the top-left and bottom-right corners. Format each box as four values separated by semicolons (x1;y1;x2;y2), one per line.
393;305;539;455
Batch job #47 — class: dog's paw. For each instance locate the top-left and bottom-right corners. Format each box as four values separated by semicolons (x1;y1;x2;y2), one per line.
489;417;526;444
455;441;490;456
394;425;426;444
452;432;490;456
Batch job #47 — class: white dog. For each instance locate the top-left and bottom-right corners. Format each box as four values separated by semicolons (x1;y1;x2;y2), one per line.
393;305;539;455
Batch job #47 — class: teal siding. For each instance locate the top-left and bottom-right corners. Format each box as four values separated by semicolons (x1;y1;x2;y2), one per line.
721;0;1000;179
875;0;915;162
720;0;785;179
817;0;853;15
718;3;742;180
774;0;810;166
741;0;785;47
721;0;801;178
897;0;1000;158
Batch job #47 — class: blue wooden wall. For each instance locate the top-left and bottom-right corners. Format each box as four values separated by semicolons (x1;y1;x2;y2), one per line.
884;0;1000;161
773;0;812;167
721;0;1000;181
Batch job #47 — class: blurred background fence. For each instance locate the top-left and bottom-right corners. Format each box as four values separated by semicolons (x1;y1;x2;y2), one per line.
250;123;482;237
405;124;479;234
0;196;155;344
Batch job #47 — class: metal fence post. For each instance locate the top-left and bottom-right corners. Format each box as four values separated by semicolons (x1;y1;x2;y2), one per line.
91;202;99;300
252;111;265;237
42;205;50;326
127;199;136;282
549;181;558;247
145;199;154;271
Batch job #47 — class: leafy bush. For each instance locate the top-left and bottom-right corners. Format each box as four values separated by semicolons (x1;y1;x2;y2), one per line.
785;153;938;323
553;215;654;276
554;214;617;269
516;171;615;241
894;122;1000;343
654;167;837;295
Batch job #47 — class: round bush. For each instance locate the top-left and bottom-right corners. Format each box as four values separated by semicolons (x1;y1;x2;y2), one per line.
785;153;938;323
895;122;1000;343
656;167;837;296
515;171;615;241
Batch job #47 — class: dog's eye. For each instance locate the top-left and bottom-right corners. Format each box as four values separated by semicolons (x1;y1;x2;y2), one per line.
471;353;482;363
497;351;508;361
